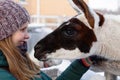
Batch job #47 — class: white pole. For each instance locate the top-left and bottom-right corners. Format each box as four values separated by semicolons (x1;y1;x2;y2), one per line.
37;0;40;23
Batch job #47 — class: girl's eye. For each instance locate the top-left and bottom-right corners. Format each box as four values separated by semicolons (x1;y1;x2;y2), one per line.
20;27;27;32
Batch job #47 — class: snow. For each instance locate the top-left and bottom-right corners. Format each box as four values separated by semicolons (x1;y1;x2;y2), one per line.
81;70;105;80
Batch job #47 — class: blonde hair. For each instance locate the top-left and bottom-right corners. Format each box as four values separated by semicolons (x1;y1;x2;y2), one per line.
0;36;40;80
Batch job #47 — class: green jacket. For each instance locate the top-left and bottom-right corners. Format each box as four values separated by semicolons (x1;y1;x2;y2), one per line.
0;50;89;80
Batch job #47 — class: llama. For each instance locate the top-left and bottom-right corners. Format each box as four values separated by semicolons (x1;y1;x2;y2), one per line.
34;0;120;79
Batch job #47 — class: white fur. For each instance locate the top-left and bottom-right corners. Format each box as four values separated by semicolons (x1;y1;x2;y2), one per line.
46;48;92;60
68;0;100;29
46;0;120;79
46;15;120;61
47;48;81;59
76;14;92;29
68;0;120;60
89;15;120;60
88;7;100;28
75;15;120;61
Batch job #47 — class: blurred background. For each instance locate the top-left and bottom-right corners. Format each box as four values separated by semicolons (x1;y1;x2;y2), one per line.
13;0;120;52
14;0;120;16
13;0;120;80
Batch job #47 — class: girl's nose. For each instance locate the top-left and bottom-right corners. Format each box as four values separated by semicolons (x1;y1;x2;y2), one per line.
25;32;30;39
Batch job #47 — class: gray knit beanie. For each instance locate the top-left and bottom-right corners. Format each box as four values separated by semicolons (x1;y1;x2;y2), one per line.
0;0;30;40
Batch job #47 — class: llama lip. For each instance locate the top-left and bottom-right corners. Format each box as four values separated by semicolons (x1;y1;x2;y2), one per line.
39;50;54;60
39;50;57;61
39;55;48;61
34;49;45;60
47;49;56;53
35;49;52;60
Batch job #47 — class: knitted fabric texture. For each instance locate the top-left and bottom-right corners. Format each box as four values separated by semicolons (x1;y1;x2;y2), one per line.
0;0;30;40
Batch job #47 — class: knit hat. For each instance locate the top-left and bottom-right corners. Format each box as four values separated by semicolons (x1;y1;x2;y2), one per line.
0;0;30;40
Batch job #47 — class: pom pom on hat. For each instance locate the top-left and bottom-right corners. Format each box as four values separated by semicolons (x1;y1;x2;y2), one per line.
0;0;30;40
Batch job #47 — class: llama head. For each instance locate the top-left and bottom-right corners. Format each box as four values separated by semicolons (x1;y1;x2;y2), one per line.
34;0;105;60
68;0;104;28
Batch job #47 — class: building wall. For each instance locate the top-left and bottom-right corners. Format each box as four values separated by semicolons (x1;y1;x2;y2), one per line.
40;0;77;16
14;0;38;15
14;0;88;16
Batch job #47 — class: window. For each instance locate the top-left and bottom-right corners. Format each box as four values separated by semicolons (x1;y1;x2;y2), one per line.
19;0;27;5
19;0;26;2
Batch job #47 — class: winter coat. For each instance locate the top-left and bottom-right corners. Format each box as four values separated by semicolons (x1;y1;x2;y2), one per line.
0;50;89;80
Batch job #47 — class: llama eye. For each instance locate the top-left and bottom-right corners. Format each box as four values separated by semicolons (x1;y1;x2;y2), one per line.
63;28;77;37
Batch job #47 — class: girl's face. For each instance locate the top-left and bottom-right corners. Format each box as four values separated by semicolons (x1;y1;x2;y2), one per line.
12;22;29;46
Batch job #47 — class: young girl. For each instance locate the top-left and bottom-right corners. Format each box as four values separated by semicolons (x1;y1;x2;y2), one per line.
0;0;92;80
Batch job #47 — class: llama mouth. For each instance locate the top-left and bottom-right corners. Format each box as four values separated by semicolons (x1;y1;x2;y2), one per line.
39;55;49;61
35;50;55;61
40;49;58;60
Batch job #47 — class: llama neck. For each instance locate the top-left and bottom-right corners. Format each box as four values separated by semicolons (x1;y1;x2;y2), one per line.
91;17;120;61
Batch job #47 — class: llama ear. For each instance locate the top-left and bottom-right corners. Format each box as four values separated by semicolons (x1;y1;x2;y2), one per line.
96;12;105;26
70;0;95;28
68;0;82;13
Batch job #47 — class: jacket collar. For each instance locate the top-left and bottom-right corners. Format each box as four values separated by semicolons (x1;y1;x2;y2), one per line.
0;50;8;66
